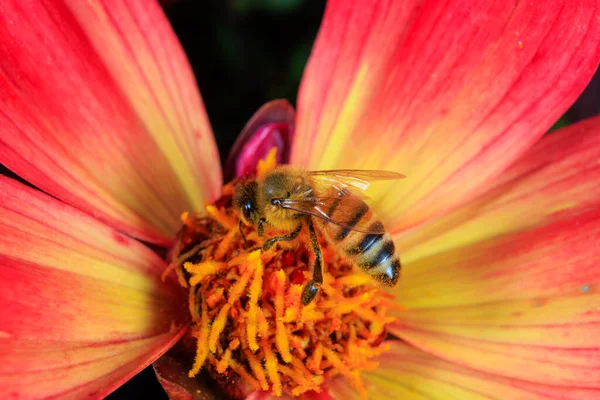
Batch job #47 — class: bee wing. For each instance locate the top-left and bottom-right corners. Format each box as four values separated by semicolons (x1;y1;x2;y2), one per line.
307;169;406;192
278;197;386;234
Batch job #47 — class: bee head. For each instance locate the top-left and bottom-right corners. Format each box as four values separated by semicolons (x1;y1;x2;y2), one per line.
233;180;260;226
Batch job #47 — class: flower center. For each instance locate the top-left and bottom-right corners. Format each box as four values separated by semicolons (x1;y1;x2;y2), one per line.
164;184;399;398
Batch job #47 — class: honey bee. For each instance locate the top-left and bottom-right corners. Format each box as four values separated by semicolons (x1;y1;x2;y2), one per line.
233;166;405;305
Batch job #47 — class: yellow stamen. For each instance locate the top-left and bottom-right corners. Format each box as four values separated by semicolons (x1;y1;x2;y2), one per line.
282;284;303;322
161;242;206;286
228;267;254;305
185;260;226;286
206;204;236;230
301;302;325;322
246;250;264;351
180;211;190;224
247;304;259;352
307;343;324;374
323;347;368;399
291;356;317;382
279;364;321;394
256;147;278;178
214;228;238;260
256;307;282;395
209;303;231;353
336;273;373;287
274;271;292;363
171;193;397;398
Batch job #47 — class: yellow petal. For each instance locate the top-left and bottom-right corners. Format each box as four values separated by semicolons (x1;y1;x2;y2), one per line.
0;177;188;398
293;0;600;235
400;116;600;263
389;209;600;388
329;341;599;400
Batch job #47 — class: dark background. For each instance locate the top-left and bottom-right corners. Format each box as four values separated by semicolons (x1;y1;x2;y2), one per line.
164;0;326;164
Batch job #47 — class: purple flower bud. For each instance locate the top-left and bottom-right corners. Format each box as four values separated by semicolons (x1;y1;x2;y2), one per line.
224;100;295;181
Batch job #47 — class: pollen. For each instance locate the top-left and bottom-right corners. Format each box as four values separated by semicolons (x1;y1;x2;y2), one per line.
165;195;399;398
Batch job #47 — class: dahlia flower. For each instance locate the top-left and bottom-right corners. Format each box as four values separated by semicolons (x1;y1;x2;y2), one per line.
1;0;599;399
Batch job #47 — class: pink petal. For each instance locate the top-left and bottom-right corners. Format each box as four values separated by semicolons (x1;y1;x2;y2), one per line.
244;390;327;400
0;0;221;245
329;341;600;399
0;177;188;398
388;209;600;388
154;351;251;400
293;0;600;234
399;115;600;262
224;100;295;182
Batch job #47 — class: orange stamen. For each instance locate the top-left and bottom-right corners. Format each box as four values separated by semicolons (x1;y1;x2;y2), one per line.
217;348;232;374
274;271;292;363
188;286;202;322
205;287;225;309
208;303;231;353
188;297;209;377
228;267;254;305
307;343;324;374
243;336;270;390
229;359;261;391
291;356;317;382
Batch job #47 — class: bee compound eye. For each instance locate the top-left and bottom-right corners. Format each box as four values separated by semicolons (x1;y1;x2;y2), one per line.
242;202;253;219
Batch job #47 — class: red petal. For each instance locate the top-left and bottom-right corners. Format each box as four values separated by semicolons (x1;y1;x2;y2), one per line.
400;115;600;262
0;177;188;398
0;0;220;245
389;209;600;388
293;0;600;233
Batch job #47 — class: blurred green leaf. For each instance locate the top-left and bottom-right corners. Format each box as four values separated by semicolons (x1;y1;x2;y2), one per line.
549;116;570;132
289;42;311;82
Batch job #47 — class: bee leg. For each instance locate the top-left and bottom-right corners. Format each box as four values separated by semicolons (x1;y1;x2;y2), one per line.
301;219;323;305
262;223;302;251
238;220;249;247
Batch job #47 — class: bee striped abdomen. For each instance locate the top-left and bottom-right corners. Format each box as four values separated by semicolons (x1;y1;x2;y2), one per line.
334;203;369;241
321;191;400;287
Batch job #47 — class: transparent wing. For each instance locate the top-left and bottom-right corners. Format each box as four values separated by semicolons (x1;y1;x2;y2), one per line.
279;197;386;234
277;169;405;234
307;169;405;191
